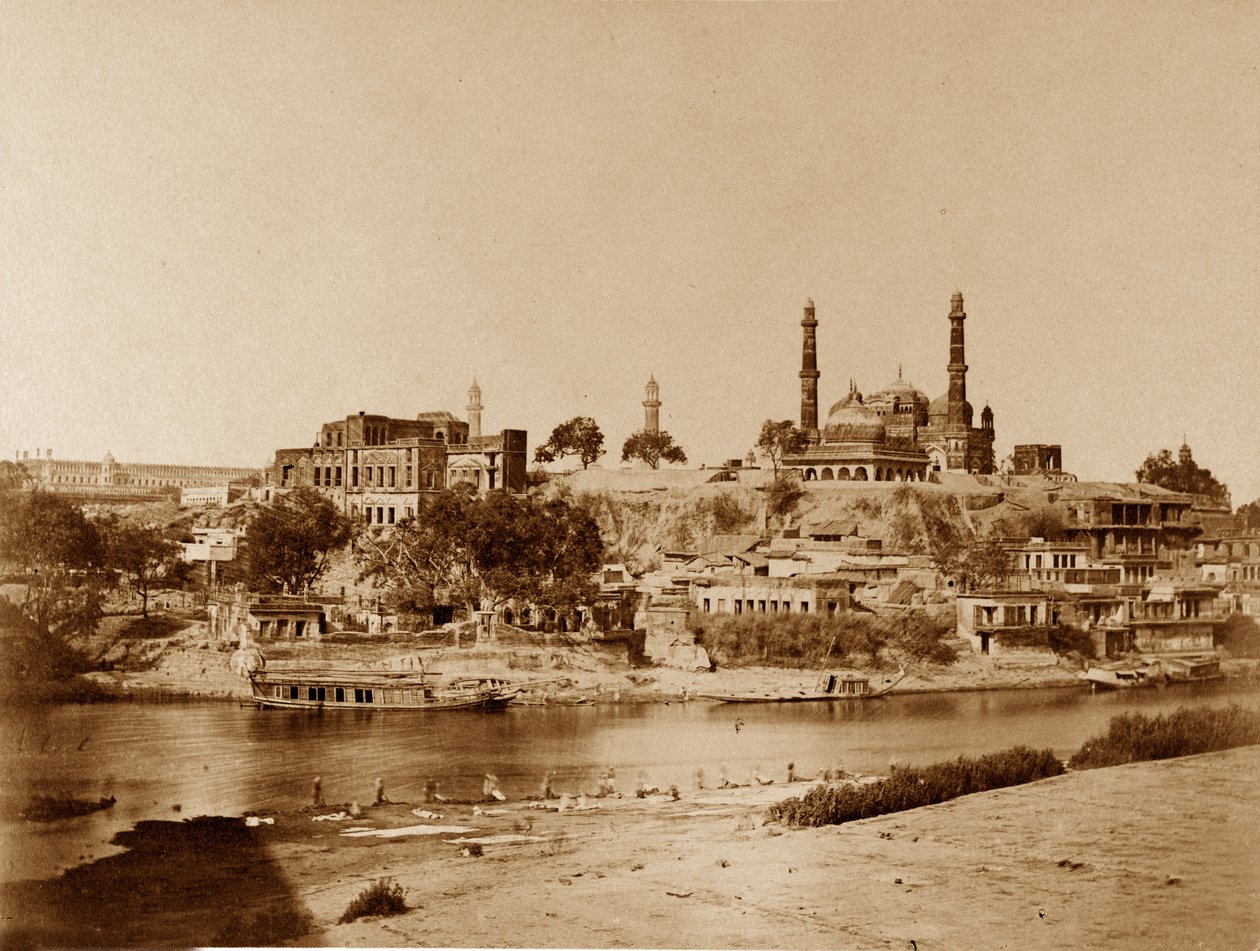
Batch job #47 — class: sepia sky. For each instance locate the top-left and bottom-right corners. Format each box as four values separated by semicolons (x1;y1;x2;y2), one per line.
2;1;1257;502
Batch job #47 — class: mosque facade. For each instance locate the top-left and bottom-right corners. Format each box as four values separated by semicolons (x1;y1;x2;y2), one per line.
783;292;995;482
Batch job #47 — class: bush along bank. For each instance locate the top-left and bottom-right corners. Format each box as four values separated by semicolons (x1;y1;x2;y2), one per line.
1068;704;1260;770
765;746;1064;827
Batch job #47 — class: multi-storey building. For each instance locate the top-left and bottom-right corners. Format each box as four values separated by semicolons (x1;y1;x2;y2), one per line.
269;382;526;525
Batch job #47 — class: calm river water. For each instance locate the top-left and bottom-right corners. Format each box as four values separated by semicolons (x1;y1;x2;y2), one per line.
3;680;1258;881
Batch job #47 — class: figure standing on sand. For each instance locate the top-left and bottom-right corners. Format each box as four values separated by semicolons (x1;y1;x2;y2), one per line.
312;776;325;808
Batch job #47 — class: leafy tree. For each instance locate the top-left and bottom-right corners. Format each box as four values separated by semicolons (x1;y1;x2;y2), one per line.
0;459;33;493
99;518;183;618
355;487;479;614
239;488;354;594
927;517;1013;593
756;420;810;479
533;417;605;469
0;491;108;639
1135;447;1229;505
621;430;687;470
356;488;603;619
1236;498;1260;531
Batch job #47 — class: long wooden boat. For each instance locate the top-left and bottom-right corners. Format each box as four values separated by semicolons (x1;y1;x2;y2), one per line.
237;652;519;711
699;667;906;703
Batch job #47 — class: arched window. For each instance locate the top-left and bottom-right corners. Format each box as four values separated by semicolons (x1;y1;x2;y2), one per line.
820;467;834;480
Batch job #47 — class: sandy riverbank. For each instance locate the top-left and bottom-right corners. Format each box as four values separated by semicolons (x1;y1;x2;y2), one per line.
3;746;1258;949
79;619;1134;704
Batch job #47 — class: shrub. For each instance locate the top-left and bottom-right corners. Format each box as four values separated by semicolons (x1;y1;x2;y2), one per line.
1217;614;1260;657
1048;624;1096;659
767;479;804;518
693;610;954;668
1068;705;1260;770
765;746;1064;827
339;878;407;924
212;906;312;945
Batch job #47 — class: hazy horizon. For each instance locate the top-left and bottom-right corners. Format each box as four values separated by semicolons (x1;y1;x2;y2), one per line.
3;2;1256;502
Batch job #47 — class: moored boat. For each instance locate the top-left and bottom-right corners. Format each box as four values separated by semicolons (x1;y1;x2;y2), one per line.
700;667;906;704
234;651;519;711
1079;660;1163;690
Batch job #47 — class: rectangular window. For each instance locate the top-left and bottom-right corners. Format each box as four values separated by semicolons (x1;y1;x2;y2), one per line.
703;598;711;613
717;599;726;613
365;467;373;486
308;686;318;701
289;686;299;700
378;466;385;486
759;600;767;612
388;507;395;524
377;506;384;523
388;466;396;487
352;467;359;487
355;688;365;703
335;467;343;486
800;601;809;613
335;687;345;702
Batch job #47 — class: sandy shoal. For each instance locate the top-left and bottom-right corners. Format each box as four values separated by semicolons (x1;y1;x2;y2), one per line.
4;746;1259;949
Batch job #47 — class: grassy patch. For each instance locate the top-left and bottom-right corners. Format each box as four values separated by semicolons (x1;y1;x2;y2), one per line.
1069;705;1260;770
765;746;1064;827
339;878;407;924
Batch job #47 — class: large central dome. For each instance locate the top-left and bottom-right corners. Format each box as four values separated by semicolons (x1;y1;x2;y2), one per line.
823;385;886;442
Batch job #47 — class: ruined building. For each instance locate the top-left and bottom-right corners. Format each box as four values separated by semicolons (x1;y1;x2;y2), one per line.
270;381;526;526
784;292;996;481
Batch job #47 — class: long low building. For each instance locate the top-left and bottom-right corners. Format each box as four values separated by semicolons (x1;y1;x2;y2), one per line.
14;449;261;501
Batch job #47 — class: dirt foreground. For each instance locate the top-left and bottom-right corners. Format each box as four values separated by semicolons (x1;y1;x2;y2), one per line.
3;746;1258;949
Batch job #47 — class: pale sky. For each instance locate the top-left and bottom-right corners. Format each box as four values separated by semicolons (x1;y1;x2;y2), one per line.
2;2;1257;502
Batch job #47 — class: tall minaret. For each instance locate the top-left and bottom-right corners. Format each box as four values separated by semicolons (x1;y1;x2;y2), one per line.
466;378;483;439
947;291;968;428
643;374;661;433
799;297;819;434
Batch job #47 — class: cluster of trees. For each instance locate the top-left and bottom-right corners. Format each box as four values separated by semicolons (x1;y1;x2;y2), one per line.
0;463;190;636
356;486;603;621
1135;447;1230;505
533;416;688;470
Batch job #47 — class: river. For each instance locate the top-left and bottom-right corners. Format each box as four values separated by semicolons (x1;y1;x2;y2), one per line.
3;679;1258;882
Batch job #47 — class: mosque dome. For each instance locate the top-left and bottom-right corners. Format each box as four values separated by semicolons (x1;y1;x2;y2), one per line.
928;393;973;426
868;370;929;415
823;385;886;443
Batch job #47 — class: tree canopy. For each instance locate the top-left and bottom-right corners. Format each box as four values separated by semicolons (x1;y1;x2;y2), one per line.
756;420;810;479
0;491;109;639
98;518;183;618
533;416;605;469
1135;447;1229;505
621;430;687;470
356;488;603;619
1237;498;1260;531
239;488;355;594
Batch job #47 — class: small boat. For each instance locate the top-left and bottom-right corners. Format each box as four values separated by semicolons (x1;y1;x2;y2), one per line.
1079;660;1163;690
700;667;906;704
235;651;519;711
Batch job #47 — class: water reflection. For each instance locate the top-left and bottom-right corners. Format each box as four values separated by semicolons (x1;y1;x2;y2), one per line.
2;680;1257;881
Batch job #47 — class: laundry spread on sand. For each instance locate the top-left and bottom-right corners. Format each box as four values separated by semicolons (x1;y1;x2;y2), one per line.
339;824;477;838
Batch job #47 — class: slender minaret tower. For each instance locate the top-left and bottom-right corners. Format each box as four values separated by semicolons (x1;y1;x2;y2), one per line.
643;375;661;433
466;378;483;439
800;297;819;434
947;291;968;428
